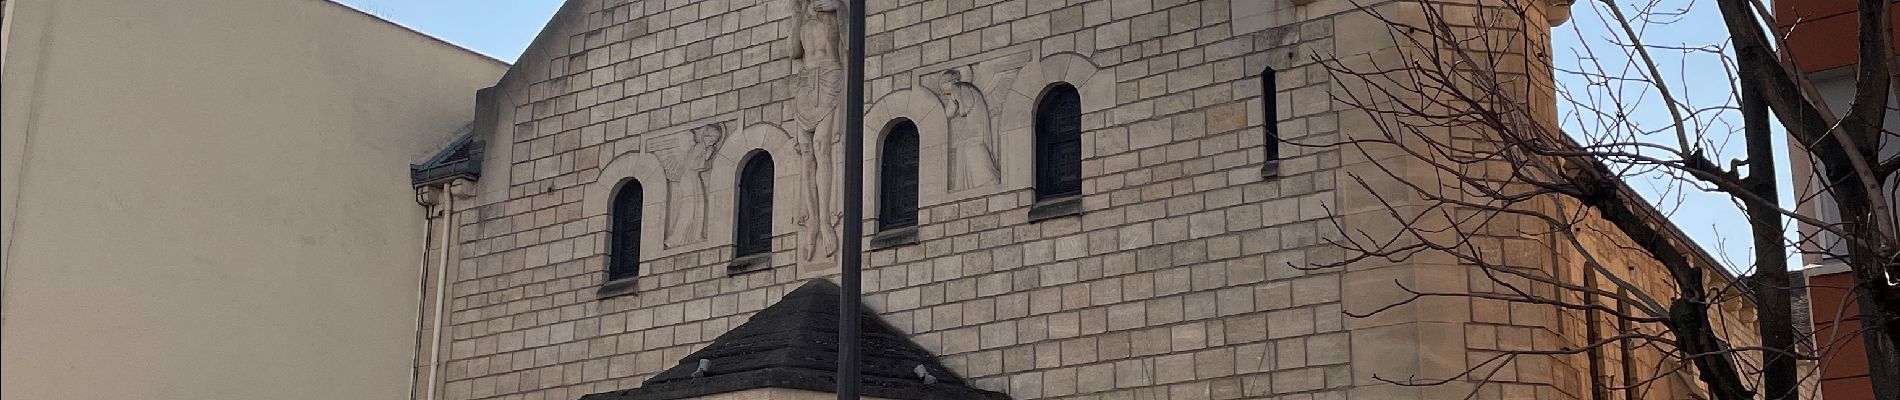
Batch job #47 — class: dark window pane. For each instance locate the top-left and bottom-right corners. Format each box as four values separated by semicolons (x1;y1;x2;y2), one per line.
608;180;642;281
1036;84;1083;199
1263;68;1280;160
879;121;920;231
735;154;775;256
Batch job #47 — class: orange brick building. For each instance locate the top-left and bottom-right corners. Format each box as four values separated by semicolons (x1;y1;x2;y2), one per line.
1775;1;1900;399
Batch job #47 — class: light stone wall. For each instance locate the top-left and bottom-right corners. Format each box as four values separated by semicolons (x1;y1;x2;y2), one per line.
428;0;1732;400
1547;194;1761;400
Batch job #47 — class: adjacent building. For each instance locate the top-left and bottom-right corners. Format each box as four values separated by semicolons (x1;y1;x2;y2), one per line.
0;1;506;399
1774;1;1900;399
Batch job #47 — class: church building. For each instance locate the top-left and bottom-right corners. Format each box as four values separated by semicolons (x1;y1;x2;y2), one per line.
406;0;1754;399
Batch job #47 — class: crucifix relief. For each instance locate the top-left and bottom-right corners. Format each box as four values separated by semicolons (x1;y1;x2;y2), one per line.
789;0;844;262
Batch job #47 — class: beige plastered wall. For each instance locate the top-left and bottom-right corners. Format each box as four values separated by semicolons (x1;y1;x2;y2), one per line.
0;1;506;399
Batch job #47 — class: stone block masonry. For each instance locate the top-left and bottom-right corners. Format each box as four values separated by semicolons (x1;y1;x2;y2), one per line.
417;0;1652;400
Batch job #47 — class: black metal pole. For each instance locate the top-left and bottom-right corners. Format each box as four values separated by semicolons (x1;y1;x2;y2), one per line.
838;0;866;398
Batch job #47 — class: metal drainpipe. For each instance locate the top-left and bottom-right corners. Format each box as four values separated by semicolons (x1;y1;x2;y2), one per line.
424;181;458;400
407;186;440;400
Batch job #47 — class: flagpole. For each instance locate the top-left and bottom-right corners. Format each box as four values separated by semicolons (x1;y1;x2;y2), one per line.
838;0;866;398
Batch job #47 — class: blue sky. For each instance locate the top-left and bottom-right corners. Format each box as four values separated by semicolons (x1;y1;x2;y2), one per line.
1554;0;1799;273
333;0;564;61
336;0;1786;274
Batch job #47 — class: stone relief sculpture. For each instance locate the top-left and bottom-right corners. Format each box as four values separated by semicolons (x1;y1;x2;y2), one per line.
789;0;844;261
923;52;1031;191
657;123;725;248
931;69;999;189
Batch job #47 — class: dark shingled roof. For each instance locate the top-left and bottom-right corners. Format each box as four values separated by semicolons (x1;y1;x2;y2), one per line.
578;279;1010;400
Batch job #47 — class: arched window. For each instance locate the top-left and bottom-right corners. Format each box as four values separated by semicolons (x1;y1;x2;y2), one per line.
878;121;920;231
1262;67;1281;163
734;153;775;257
1035;84;1083;200
608;180;643;281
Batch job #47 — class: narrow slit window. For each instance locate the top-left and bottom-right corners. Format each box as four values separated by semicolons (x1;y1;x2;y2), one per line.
879;120;920;231
1263;67;1281;162
608;180;643;281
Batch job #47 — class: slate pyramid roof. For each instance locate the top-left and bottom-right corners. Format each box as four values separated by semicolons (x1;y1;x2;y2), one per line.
578;279;1009;400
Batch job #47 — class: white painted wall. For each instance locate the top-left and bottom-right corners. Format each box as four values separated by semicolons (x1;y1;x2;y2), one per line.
1791;69;1900;264
0;1;505;399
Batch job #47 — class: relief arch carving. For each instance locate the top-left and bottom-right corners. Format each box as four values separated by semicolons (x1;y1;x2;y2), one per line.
861;89;951;223
585;151;669;273
585;121;800;264
994;52;1116;194
703;122;803;261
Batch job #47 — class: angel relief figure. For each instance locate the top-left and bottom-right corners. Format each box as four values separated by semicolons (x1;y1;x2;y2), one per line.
932;69;1000;189
659;124;725;248
789;0;845;261
923;53;1030;191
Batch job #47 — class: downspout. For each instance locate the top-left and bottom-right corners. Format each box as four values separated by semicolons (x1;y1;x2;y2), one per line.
407;185;442;400
424;180;461;400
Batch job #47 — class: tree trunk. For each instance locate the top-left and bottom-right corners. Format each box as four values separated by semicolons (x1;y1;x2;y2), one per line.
1826;177;1900;399
1670;267;1754;400
1741;72;1799;400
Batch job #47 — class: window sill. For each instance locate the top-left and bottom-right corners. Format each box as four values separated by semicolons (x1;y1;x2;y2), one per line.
869;227;919;250
1026;195;1084;222
596;276;640;300
727;253;771;275
1260;160;1282;179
